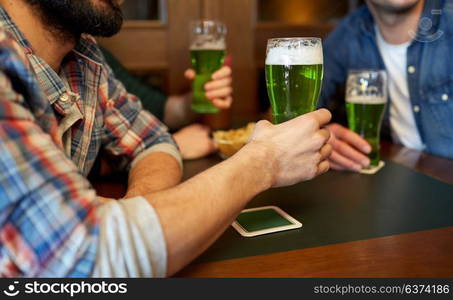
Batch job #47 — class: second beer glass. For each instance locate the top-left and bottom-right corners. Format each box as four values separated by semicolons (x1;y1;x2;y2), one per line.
265;38;323;124
346;70;388;168
190;20;226;114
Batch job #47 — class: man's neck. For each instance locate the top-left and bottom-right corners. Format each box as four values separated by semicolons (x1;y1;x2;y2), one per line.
0;0;76;72
367;0;425;45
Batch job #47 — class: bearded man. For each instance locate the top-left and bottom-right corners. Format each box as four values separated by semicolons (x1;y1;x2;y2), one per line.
0;0;331;277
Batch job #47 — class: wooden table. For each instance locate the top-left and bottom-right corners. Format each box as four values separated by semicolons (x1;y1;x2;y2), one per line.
93;141;453;277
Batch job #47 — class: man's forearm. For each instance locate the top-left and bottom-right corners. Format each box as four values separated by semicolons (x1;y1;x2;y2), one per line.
126;151;182;198
142;142;274;275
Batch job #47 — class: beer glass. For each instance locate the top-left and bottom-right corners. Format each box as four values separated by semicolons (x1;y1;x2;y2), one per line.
265;38;323;124
346;70;388;167
190;20;226;114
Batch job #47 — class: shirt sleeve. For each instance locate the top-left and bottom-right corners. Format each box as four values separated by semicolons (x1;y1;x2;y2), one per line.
318;22;350;125
0;50;169;277
93;197;167;277
99;60;181;172
0;69;99;277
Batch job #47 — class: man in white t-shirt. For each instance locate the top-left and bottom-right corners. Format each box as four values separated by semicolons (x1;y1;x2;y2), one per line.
320;0;453;171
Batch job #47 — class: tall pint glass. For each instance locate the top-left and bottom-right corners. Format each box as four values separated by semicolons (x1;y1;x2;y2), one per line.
346;70;388;167
265;38;323;124
190;20;226;114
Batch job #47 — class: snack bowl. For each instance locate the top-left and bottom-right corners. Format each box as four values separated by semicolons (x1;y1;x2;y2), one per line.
213;123;255;159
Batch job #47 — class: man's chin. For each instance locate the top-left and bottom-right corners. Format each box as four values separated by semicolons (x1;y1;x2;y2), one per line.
89;29;122;38
24;0;123;38
82;23;123;37
368;0;421;14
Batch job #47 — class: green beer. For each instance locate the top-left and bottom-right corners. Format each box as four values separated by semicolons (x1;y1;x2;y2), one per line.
190;49;225;114
190;20;227;114
346;100;386;167
346;70;388;168
265;64;323;123
265;38;323;124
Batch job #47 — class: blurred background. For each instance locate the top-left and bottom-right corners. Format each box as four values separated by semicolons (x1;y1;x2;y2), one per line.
99;0;365;126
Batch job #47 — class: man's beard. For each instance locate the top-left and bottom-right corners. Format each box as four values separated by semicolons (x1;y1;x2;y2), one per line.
25;0;123;38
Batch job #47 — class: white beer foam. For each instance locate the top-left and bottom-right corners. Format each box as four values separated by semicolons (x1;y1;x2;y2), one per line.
190;40;225;50
346;96;387;104
266;46;323;65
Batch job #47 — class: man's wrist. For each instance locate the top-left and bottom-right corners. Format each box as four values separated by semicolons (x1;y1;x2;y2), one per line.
238;141;276;192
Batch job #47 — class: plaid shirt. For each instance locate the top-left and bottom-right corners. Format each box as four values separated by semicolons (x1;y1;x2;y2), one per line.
0;7;178;277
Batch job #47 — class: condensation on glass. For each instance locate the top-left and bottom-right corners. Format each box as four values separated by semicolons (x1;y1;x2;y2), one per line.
120;0;166;21
257;0;365;24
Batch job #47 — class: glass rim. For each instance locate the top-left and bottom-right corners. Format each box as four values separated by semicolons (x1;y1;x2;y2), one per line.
267;37;322;43
190;19;226;27
190;19;227;36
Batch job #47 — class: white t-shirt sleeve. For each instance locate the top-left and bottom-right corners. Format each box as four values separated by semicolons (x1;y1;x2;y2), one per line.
92;197;167;277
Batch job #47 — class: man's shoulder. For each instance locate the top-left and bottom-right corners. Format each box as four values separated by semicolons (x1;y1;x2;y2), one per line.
0;27;34;95
0;26;30;65
442;0;453;33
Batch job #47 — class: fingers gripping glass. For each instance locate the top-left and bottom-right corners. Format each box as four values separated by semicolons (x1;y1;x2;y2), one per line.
345;70;388;168
265;37;324;124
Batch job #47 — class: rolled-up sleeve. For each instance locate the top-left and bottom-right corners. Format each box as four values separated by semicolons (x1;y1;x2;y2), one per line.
93;197;167;277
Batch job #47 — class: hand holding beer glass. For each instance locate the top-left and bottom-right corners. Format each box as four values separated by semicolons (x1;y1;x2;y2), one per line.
265;38;323;123
190;20;226;114
346;70;388;168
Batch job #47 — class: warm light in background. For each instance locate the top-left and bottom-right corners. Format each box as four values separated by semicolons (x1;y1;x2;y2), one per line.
258;0;351;24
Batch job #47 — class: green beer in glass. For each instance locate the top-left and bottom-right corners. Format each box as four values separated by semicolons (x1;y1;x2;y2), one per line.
190;20;226;114
265;38;323;124
346;70;388;167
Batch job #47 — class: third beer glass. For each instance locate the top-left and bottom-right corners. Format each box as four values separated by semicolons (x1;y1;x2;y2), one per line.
190;20;226;114
265;38;323;124
346;70;388;167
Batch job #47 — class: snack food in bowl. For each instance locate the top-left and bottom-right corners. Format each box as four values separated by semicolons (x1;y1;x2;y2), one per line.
213;122;256;159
